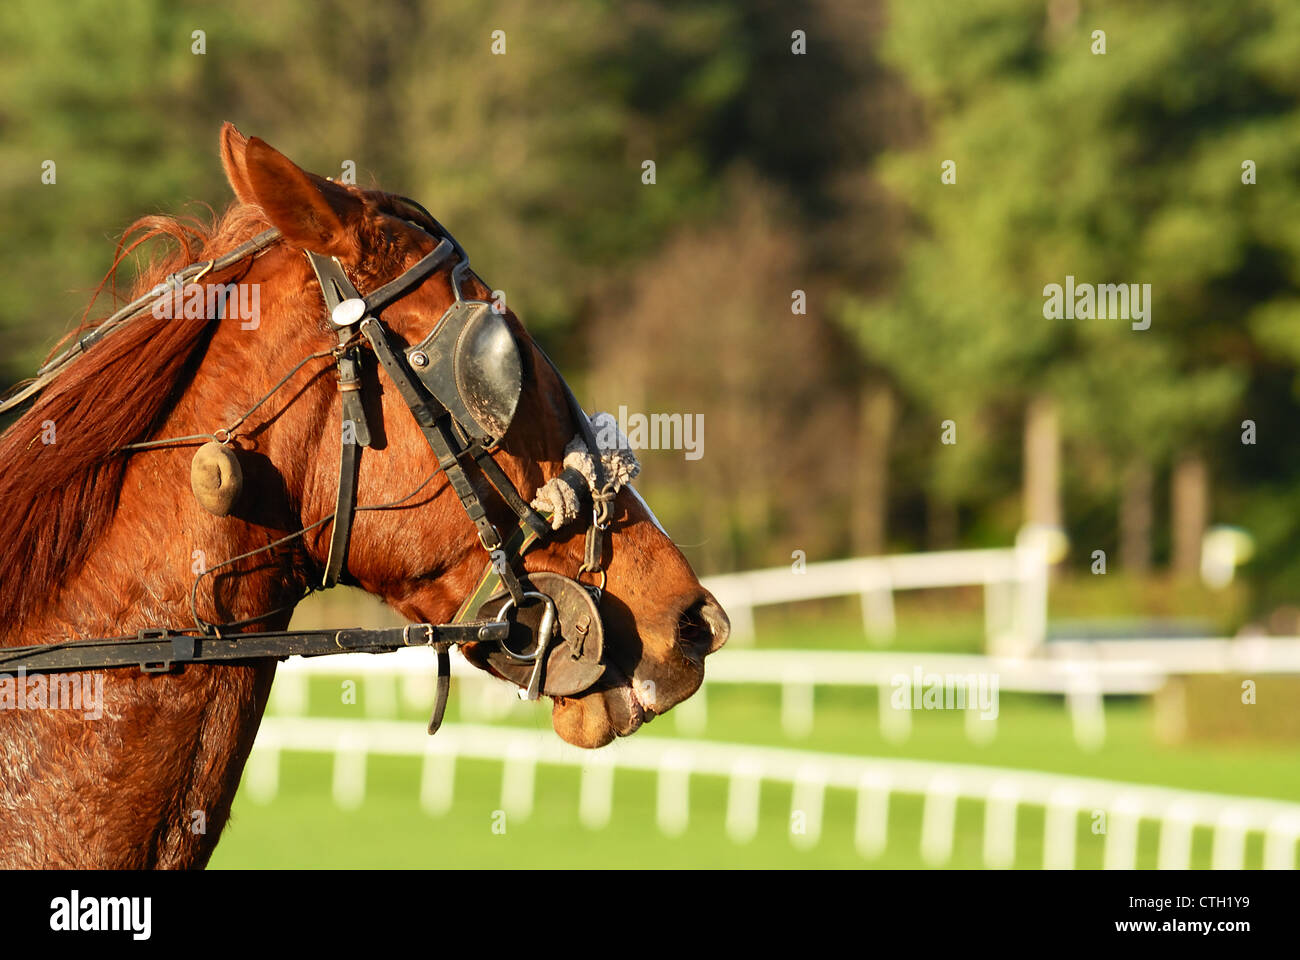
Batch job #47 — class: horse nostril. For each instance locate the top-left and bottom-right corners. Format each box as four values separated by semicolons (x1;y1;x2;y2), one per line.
677;595;730;655
678;605;706;643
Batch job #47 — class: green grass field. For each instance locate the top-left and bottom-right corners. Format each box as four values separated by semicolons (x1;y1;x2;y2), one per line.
209;609;1300;869
213;753;1276;869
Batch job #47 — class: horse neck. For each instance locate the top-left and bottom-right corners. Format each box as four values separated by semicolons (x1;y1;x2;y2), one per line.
25;337;329;644
0;309;333;869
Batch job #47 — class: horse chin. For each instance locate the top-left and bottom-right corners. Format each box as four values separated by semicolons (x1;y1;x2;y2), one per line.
550;678;646;748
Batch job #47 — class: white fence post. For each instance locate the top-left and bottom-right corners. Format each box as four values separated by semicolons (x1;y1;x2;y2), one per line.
879;678;911;744
781;670;815;739
244;736;280;805
1264;815;1300;870
983;779;1019;868
964;706;998;746
855;770;892;860
984;580;1014;656
656;749;691;837
1066;671;1106;751
675;683;707;736
1009;529;1051;657
331;732;367;810
579;752;615;830
1211;808;1248;869
501;739;538;821
920;775;959;866
1103;794;1142;870
726;758;763;844
1043;790;1079;870
1157;803;1195;870
420;740;456;816
791;764;827;849
860;566;896;646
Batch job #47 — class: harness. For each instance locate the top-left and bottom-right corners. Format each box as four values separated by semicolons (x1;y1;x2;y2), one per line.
0;200;632;734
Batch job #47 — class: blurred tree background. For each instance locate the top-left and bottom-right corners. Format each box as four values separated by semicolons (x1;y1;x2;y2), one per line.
2;0;1300;620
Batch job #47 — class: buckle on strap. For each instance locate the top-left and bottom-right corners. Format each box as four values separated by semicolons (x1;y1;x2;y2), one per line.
138;631;198;673
476;521;502;552
402;623;436;646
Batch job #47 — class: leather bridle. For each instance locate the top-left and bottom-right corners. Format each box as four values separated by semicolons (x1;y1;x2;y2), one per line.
0;199;624;734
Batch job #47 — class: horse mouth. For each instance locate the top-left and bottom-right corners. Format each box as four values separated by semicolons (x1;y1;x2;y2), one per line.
606;671;658;734
461;639;678;747
549;663;655;746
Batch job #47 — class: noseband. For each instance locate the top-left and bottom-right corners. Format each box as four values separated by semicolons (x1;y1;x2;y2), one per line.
0;199;633;733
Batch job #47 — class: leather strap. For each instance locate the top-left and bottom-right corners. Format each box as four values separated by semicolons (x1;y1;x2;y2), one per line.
428;643;452;735
0;622;509;675
451;512;547;624
28;228;284;385
360;317;529;604
363;239;456;314
468;440;551;539
324;423;361;587
307;253;374;587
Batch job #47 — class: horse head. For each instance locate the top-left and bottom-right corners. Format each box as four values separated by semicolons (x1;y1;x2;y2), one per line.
211;125;729;746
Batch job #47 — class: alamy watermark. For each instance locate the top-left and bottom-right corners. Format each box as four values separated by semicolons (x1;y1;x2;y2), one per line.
0;668;104;720
890;667;999;719
596;405;703;461
1042;275;1151;330
50;890;150;940
150;281;261;330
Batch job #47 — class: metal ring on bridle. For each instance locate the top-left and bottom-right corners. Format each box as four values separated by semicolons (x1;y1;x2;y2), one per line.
593;482;617;530
577;568;607;594
493;591;557;662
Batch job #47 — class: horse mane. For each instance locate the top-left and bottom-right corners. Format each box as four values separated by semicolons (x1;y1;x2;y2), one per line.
0;203;273;637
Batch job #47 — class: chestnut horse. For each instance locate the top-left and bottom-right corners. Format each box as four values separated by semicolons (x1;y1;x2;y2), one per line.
0;124;728;868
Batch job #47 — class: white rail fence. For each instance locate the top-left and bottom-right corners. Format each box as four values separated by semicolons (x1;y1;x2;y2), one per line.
246;717;1300;869
700;538;1050;656
272;636;1300;751
273;648;1129;749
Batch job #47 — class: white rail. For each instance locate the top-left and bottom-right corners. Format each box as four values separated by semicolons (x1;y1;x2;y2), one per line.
245;717;1300;869
273;647;1128;747
700;540;1049;656
1048;636;1300;673
273;637;1300;750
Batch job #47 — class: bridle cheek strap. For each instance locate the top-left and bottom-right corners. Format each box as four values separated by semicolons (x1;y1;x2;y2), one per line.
306;252;372;587
306;239;454;587
306;237;487;589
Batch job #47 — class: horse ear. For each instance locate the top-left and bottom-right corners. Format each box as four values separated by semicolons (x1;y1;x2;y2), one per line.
218;122;258;206
239;135;362;260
